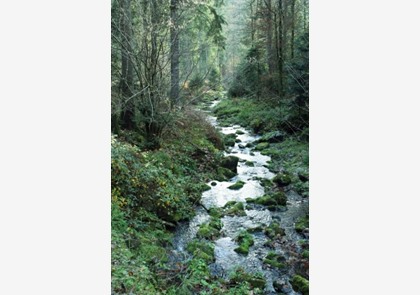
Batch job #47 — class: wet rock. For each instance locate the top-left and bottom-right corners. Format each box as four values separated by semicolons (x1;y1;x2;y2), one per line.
227;181;245;190
216;166;237;181
290;275;309;295
223;201;246;217
254;142;270;151
234;231;254;255
258;131;284;143
223;133;237;147
238;144;246;149
273;172;292;187
211;181;217;186
263;252;286;269
298;171;309;182
235;130;245;135
220;156;239;173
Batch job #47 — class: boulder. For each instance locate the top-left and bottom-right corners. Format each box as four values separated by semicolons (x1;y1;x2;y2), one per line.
220;156;239;173
273;172;292;187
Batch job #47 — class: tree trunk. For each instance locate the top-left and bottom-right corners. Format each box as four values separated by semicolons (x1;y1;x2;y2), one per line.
290;0;295;59
170;0;180;106
119;0;134;129
276;0;284;97
265;0;275;75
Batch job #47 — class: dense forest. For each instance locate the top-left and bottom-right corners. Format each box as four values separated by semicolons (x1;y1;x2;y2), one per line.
111;0;309;294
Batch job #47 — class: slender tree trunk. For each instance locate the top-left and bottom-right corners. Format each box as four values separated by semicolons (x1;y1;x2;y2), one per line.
119;0;134;129
170;0;180;106
276;0;284;97
265;0;275;75
290;0;295;59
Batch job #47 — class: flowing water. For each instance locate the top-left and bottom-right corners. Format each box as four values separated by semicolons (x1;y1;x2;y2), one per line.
171;100;309;294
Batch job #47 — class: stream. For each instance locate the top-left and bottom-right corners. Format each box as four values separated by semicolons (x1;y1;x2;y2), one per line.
170;100;309;294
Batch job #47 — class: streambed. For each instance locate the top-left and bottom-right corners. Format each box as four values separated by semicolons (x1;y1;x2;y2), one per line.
171;102;309;294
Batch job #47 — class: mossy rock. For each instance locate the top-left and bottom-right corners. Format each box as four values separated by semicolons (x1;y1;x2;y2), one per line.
228;181;245;190
235;130;245;135
186;240;215;263
247;191;287;208
263;252;286;269
220;156;239;173
199;183;212;192
272;172;292;187
197;217;223;240
252;195;277;206
302;250;309;259
224;201;246;217
258;131;284;143
215;167;237;181
229;268;266;289
290;275;309;295
264;222;285;239
298;170;309;182
223;133;237;147
234;231;254;255
208;207;223;218
254;142;270;151
247;226;263;233
245;142;253;148
245;161;254;167
295;214;309;233
235;138;242;143
259;178;272;187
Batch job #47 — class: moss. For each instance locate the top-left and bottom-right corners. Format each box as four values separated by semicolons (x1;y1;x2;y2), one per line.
199;183;212;192
208;207;223;218
228;181;245;190
220;156;239;173
245;161;254;167
247;191;287;208
264;222;285;239
263;252;286;269
247;226;263;233
254;142;270;151
186;240;215;263
272;172;292;187
295;214;309;233
197;217;222;240
223;133;237;147
224;201;246;216
290;275;309;295
302;250;309;259
235;130;245;135
234;231;254;255
215;167;237;181
259;178;272;187
229;267;266;289
258;131;284;143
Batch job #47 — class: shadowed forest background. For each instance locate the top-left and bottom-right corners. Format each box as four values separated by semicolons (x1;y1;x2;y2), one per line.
111;0;309;293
